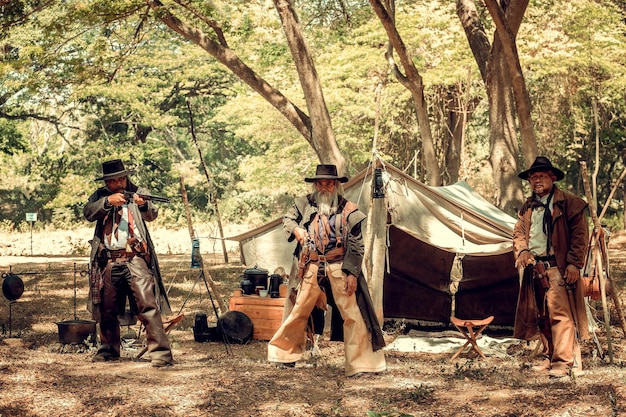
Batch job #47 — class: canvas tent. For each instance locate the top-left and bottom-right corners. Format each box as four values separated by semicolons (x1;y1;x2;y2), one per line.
227;163;520;327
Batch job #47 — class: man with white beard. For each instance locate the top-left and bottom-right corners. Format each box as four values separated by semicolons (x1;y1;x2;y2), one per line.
267;165;386;377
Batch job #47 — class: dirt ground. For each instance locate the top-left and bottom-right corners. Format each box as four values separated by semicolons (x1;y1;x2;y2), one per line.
1;228;625;417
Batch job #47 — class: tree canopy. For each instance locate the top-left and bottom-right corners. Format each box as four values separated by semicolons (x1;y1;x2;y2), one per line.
1;0;625;229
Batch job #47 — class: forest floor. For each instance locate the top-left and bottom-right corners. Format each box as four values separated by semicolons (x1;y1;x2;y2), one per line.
0;227;625;417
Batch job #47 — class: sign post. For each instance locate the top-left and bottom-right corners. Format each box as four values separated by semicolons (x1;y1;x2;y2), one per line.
25;212;37;255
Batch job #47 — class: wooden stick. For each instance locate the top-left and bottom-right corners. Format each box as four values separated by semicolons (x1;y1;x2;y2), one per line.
595;166;626;338
582;162;626;337
180;177;227;314
598;167;626;223
580;161;614;363
598;227;626;337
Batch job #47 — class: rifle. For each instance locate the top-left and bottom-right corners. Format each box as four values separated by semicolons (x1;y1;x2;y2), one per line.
123;191;170;204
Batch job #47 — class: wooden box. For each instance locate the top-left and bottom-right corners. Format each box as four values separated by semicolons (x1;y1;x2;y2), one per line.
228;295;285;341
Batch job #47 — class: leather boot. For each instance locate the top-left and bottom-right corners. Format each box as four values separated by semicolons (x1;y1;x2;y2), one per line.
531;357;551;373
548;365;570;378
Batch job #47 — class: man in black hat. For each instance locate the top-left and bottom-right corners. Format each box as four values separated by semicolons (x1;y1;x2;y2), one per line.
84;159;173;367
268;164;386;376
512;156;589;378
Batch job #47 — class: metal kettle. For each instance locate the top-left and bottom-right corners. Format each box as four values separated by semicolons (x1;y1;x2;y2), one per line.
268;274;282;298
240;277;255;295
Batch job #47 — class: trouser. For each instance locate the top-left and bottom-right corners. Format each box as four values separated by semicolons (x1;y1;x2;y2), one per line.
100;257;172;362
535;266;582;373
268;262;386;376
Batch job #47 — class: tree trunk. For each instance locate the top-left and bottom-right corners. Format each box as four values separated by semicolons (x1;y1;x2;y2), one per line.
146;0;346;171
370;0;440;185
457;0;526;213
487;51;523;213
483;0;538;167
273;0;347;173
438;85;468;185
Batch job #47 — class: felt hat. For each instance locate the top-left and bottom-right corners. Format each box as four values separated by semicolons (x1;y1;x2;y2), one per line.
518;156;565;181
304;164;348;183
94;159;135;181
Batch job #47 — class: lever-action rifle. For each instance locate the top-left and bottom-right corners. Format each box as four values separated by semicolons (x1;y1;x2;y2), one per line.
123;191;170;204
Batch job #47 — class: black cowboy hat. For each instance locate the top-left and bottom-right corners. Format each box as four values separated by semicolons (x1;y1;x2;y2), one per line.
518;156;565;181
94;159;135;181
304;164;348;183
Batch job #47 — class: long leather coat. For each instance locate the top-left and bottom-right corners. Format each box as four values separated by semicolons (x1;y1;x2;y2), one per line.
283;193;386;351
84;181;171;320
512;185;589;341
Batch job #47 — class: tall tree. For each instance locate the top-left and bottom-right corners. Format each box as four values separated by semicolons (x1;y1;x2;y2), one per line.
369;0;440;185
273;0;346;173
457;0;530;213
482;0;537;165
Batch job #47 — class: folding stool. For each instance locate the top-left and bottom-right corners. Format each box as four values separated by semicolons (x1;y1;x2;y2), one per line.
449;315;494;360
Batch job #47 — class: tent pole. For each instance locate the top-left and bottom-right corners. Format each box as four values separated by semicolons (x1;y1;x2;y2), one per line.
365;159;387;325
363;158;386;325
364;86;386;325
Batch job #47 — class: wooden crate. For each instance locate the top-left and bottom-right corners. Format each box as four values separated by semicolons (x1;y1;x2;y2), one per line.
228;295;285;341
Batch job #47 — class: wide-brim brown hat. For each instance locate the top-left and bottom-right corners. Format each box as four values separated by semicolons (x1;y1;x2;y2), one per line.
518;156;565;181
94;159;135;181
304;164;348;183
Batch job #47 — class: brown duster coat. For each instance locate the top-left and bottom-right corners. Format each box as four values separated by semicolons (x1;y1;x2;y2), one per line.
84;181;171;321
512;185;590;341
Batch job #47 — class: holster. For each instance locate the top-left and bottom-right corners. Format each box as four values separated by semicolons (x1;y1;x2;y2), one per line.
128;237;150;264
96;243;110;269
533;262;550;290
296;247;310;281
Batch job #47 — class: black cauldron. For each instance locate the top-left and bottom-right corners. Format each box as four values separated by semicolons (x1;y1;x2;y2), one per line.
243;266;268;292
56;319;97;345
2;273;24;301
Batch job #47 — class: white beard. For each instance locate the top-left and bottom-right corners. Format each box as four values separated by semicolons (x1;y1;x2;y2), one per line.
315;191;337;216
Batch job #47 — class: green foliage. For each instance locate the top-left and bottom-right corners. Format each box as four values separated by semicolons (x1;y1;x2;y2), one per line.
404;384;435;404
0;0;624;229
0;120;28;155
448;360;496;381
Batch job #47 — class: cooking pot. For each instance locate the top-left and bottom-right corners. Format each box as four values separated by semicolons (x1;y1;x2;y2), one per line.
56;319;97;345
243;266;268;291
2;273;24;301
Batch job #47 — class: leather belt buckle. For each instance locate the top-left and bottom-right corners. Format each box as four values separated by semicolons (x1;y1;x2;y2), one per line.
541;260;556;269
110;250;135;262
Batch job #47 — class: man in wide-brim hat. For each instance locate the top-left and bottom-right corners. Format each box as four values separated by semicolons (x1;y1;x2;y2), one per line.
93;159;136;181
268;164;386;377
84;159;174;368
512;156;589;378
